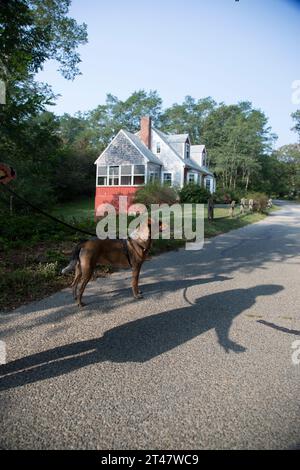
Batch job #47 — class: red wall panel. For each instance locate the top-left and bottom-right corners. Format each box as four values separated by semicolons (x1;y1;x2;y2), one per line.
95;186;138;216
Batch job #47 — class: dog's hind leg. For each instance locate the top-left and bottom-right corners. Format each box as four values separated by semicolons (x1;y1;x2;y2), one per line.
77;268;93;307
71;262;81;287
132;263;143;299
72;263;82;300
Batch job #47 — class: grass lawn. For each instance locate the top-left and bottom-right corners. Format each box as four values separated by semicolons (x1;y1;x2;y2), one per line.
52;197;95;221
204;208;267;237
52;197;270;239
0;197;277;311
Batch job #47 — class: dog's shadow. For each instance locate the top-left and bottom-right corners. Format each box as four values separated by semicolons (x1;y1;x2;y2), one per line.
0;284;283;391
84;274;233;307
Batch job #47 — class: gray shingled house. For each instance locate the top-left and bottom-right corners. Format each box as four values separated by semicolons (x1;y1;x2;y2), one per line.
94;116;215;213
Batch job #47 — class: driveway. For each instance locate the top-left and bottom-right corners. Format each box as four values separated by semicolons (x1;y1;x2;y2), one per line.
0;202;300;449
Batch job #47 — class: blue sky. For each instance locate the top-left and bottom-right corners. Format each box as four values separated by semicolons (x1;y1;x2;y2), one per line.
37;0;300;148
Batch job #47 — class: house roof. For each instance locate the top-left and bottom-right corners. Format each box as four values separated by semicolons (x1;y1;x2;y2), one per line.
94;129;162;166
152;128;185;165
153;128;211;174
191;144;206;154
185;160;212;175
189;144;214;176
122;130;162;165
95;125;213;176
166;133;189;143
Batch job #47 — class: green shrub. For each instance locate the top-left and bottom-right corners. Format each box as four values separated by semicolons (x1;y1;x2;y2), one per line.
0;213;96;250
213;188;244;204
179;183;210;204
134;182;178;208
246;192;269;213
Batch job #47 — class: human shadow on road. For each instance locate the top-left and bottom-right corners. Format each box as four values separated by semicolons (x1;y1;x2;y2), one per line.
0;274;233;337
0;284;283;391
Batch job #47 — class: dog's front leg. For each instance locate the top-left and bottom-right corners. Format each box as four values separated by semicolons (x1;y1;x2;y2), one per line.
132;264;143;299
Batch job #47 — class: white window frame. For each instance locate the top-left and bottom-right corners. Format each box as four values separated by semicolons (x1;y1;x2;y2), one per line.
108;165;120;186
149;170;160;183
133;164;146;186
120;165;133;186
162;171;173;186
96;164;146;187
156;142;161;154
188;172;197;184
97;165;108;187
186;142;190;159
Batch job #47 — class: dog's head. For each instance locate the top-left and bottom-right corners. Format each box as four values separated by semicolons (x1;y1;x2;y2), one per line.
130;217;167;242
147;217;168;236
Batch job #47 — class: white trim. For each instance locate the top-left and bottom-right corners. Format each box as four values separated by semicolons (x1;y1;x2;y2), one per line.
181;167;185;187
96;163;146;188
186;141;190;160
120;164;133;186
187;171;197;184
148;169;160;183
95;129;162;167
162;171;174;186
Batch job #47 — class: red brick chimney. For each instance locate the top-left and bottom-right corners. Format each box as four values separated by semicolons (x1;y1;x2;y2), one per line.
140;116;152;149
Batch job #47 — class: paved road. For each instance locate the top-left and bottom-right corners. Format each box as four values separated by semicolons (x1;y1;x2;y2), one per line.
1;203;300;449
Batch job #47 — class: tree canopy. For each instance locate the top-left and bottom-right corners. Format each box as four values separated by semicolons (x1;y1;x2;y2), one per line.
1;0;299;214
291;110;300;142
0;0;87;81
0;0;88;209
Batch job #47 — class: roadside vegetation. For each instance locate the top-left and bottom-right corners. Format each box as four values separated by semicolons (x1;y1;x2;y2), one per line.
0;0;292;311
0;196;277;312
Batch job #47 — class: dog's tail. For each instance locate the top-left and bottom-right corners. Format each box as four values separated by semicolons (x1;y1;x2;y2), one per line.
61;240;87;275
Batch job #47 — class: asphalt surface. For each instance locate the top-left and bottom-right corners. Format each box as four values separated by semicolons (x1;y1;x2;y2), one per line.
0;202;300;449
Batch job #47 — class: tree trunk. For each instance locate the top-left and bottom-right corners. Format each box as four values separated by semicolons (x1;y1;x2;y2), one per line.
245;175;249;191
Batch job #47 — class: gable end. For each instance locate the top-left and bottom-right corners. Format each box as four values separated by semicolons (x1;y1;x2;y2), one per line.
95;130;146;166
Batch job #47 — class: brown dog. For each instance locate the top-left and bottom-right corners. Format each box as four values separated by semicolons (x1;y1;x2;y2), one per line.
62;218;163;307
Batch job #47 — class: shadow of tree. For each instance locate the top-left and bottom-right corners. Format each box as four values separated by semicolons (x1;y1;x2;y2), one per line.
0;284;283;391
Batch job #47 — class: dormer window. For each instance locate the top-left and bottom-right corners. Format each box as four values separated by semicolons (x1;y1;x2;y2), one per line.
156;142;161;154
186;143;190;159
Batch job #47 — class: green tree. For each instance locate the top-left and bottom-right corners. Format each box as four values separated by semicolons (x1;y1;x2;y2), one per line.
0;0;87;81
81;90;163;151
0;0;87;212
274;144;300;198
160;96;216;143
291;110;300;142
201;102;276;191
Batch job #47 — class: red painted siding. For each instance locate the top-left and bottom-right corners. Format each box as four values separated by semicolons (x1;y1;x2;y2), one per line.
95;186;138;216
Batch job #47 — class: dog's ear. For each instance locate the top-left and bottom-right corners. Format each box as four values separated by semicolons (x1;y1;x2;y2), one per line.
148;218;165;229
159;220;168;231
